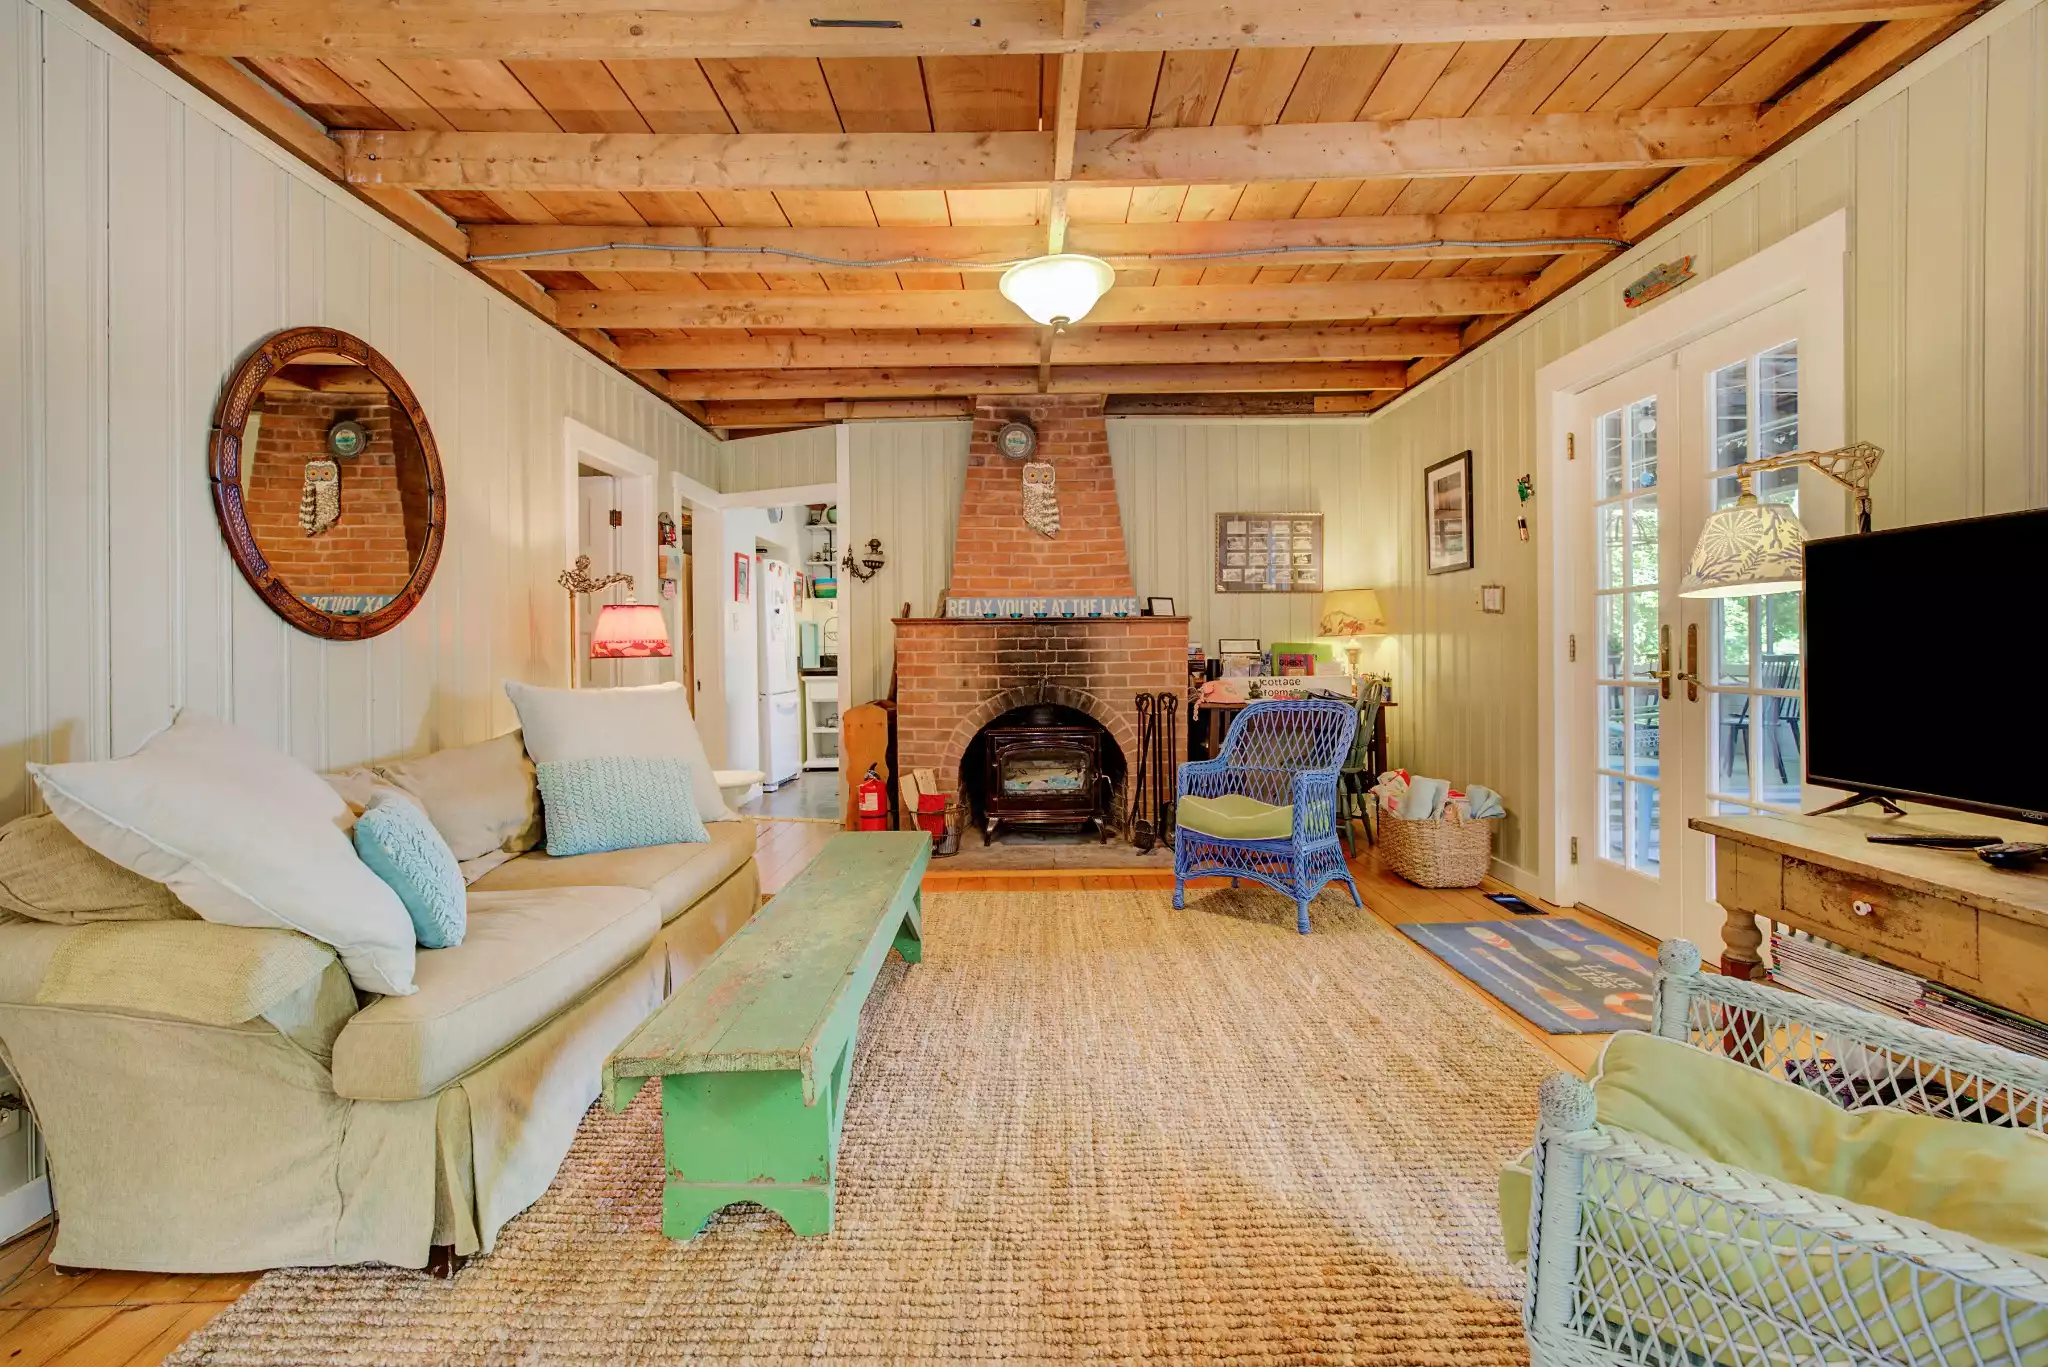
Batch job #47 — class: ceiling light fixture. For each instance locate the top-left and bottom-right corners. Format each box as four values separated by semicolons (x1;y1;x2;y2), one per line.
998;254;1116;330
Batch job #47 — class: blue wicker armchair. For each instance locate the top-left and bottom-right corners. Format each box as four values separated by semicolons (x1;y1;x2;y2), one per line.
1173;697;1361;934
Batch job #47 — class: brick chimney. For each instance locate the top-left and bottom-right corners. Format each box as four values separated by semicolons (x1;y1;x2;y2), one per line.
947;395;1136;614
891;393;1187;815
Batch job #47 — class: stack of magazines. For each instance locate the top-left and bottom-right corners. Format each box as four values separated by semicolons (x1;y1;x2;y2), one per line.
1909;983;2048;1060
1768;931;1923;1019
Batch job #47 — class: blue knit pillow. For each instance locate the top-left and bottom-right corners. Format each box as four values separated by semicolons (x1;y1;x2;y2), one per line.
353;793;466;949
536;756;709;857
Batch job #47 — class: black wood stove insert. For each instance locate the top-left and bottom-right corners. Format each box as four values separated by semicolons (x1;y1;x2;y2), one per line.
977;718;1113;844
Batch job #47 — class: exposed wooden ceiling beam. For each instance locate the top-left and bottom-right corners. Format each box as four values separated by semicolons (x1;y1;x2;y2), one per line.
468;210;1624;274
147;0;1973;61
617;325;1463;370
340;109;1759;194
557;278;1528;330
705;398;978;428
666;362;1409;401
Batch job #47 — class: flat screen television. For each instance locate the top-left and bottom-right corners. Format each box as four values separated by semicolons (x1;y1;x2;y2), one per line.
1804;507;2048;824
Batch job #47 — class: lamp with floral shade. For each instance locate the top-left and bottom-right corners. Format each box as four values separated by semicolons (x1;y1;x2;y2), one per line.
1316;588;1390;677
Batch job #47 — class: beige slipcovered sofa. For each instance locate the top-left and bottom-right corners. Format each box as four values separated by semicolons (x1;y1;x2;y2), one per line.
0;731;759;1273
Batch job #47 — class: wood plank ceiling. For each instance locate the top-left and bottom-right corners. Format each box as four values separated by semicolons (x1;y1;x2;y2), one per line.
91;1;1975;434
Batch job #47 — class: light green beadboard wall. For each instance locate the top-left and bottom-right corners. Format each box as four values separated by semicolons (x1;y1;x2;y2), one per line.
1363;0;2048;882
716;427;837;494
1109;419;1382;660
844;421;970;706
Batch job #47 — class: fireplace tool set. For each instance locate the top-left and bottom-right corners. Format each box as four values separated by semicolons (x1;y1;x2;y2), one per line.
1127;691;1181;852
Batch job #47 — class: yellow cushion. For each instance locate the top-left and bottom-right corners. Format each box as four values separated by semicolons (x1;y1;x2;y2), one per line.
1177;794;1293;841
1501;1032;2048;1362
1504;1033;2048;1259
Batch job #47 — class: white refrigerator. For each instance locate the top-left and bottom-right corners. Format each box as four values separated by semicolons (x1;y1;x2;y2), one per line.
756;559;802;789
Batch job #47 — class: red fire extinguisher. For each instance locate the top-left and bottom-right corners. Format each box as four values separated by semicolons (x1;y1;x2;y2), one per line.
856;765;889;832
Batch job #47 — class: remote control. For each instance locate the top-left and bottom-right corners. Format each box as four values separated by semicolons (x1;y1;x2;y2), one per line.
1865;833;2003;848
1977;842;2048;870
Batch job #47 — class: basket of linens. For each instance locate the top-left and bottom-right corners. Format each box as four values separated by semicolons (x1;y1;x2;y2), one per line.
1371;772;1504;888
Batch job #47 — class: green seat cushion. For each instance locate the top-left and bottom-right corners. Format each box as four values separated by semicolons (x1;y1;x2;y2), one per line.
1501;1031;2048;1363
1177;794;1293;841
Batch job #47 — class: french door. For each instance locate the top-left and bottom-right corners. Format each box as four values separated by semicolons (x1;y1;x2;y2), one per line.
1569;298;1821;944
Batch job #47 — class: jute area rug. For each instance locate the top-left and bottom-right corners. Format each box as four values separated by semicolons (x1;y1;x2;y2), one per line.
173;887;1558;1365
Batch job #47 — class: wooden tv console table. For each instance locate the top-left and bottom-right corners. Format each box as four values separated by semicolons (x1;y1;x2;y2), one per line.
1691;807;2048;1022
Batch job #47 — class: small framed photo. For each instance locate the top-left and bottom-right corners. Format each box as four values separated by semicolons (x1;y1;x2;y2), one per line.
1274;651;1317;677
1218;637;1261;655
1425;450;1476;575
1146;597;1176;617
734;552;752;602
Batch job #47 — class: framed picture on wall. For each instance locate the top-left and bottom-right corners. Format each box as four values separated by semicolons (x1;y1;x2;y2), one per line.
1424;451;1476;575
1215;512;1322;592
1146;597;1176;617
734;552;752;602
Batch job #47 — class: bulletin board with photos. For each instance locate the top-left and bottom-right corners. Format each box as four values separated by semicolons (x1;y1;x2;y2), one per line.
1214;513;1324;594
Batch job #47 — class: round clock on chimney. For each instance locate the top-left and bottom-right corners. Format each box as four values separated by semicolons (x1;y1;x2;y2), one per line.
326;419;369;459
996;420;1037;460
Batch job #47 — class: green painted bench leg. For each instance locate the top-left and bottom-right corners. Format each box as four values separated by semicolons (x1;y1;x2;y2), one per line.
892;890;924;964
660;1066;840;1240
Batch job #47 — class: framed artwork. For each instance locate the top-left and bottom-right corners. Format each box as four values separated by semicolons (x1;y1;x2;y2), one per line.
1215;513;1322;593
1274;652;1317;677
734;552;752;602
1424;451;1475;575
1218;652;1265;679
1218;637;1261;655
1146;596;1176;617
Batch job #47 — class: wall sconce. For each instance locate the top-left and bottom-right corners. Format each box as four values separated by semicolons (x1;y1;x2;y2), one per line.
841;537;887;582
1678;442;1883;598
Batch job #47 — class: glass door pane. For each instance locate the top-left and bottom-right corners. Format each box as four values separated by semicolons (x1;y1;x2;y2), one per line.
1699;340;1804;818
1591;394;1664;875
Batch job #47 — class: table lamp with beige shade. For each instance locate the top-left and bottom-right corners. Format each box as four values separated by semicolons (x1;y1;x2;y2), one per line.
1316;588;1389;678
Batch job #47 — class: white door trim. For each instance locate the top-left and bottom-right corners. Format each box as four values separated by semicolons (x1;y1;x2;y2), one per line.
1534;210;1848;907
562;418;660;687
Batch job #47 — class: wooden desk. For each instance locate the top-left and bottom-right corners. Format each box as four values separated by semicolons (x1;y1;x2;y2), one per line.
1198;698;1394;777
1691;807;2048;1022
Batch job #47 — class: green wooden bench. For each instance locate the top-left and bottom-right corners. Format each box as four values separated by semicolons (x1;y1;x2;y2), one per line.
603;830;930;1240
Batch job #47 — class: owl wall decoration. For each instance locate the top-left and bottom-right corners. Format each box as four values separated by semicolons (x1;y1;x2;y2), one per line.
1021;460;1060;538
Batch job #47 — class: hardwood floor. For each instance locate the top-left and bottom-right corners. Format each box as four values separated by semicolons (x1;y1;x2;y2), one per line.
1;818;1647;1365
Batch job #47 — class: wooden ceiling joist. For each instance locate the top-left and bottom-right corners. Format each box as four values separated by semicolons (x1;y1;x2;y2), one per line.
616;326;1463;371
468;210;1626;274
340;108;1760;193
705;399;979;429
557;279;1528;330
666;362;1410;401
147;0;1970;61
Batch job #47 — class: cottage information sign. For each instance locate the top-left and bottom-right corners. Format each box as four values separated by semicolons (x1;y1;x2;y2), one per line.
1214;513;1324;594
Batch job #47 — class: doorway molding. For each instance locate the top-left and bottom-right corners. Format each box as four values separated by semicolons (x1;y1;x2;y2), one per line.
1533;210;1848;908
562;418;661;688
670;463;849;774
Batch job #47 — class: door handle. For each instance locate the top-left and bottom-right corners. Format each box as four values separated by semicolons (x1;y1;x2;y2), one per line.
1650;624;1672;699
1673;622;1701;701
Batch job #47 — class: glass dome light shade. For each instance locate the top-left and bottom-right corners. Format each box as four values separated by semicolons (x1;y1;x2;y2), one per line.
998;254;1116;327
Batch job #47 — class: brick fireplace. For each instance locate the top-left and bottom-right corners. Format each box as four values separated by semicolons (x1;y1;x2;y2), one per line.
892;395;1188;830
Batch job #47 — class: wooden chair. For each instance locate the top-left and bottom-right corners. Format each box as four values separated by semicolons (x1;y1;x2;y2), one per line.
1338;677;1388;858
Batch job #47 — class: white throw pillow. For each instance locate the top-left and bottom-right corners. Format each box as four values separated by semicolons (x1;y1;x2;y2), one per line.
502;680;738;823
28;713;418;996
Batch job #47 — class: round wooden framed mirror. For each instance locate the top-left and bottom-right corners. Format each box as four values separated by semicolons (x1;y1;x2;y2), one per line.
210;327;445;640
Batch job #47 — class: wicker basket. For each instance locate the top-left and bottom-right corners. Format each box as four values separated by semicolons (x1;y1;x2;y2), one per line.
1378;805;1497;888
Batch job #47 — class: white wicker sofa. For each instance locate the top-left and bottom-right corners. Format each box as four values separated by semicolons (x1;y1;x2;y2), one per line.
0;730;760;1275
1523;940;2048;1367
